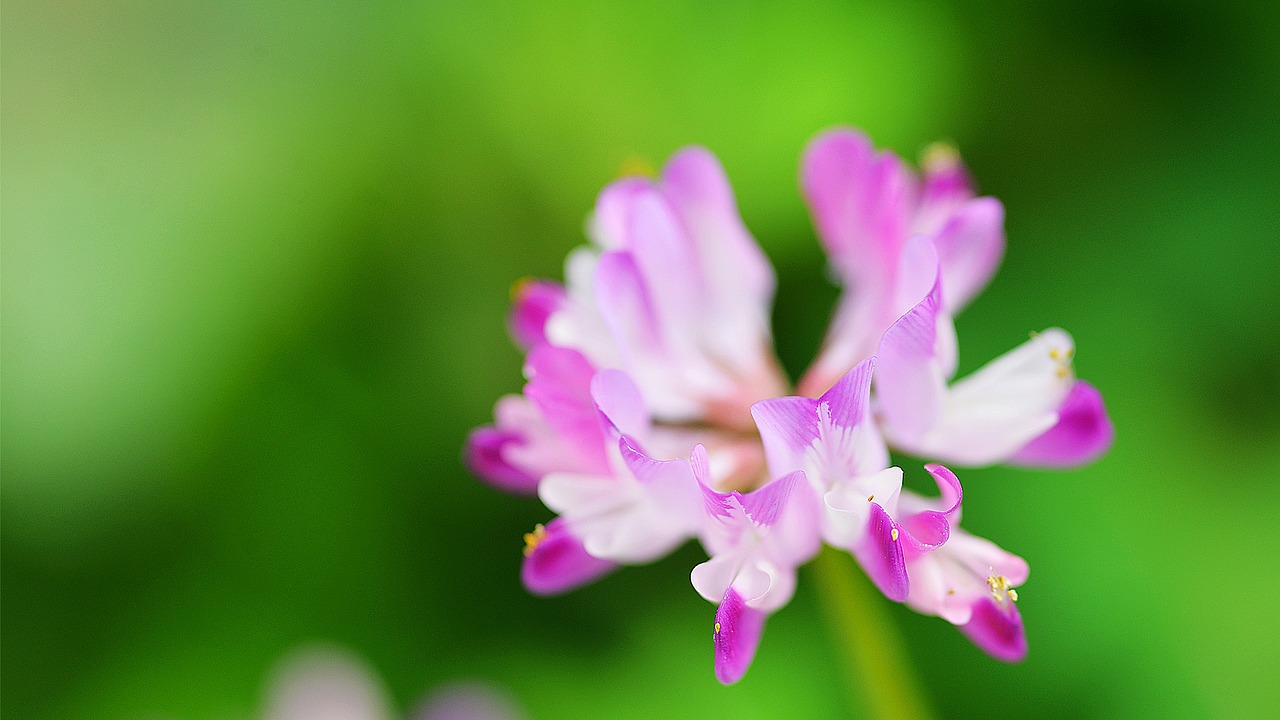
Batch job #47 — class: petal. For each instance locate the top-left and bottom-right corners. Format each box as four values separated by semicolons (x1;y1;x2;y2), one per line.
876;272;949;444
914;143;975;235
801;128;913;279
661;147;775;305
932;198;1005;313
960;597;1028;663
263;648;392;720
712;587;767;685
523;346;610;474
914;329;1075;466
751;395;820;478
1011;380;1114;467
589;177;650;249
691;553;741;604
414;683;528;720
521;519;618;596
508;278;567;350
538;472;626;521
589;369;651;441
463;426;540;495
819;357;876;431
593;250;660;361
851;502;909;602
739;470;807;528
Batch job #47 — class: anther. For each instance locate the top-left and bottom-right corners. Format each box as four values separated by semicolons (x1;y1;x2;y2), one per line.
522;523;548;557
890;528;899;542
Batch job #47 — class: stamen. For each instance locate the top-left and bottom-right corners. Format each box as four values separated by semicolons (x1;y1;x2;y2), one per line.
867;494;875;502
522;523;548;557
890;528;899;542
714;622;722;636
986;572;1020;605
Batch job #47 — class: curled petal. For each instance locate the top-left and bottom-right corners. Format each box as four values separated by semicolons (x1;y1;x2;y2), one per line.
521;519;617;596
876;272;949;443
464;427;540;495
590;369;651;441
960;596;1028;663
1011;380;1114;468
713;587;767;685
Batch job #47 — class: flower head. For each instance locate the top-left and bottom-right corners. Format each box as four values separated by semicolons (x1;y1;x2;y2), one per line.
466;129;1112;682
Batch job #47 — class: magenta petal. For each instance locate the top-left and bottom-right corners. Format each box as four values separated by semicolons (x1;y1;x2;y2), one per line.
521;519;617;596
819;357;876;429
853;503;909;602
508;279;566;350
464;427;540;495
960;596;1028;662
739;470;806;528
1011;381;1114;468
524;347;610;475
713;587;767;685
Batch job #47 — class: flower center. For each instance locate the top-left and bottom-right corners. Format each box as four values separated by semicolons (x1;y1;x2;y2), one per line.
987;572;1019;605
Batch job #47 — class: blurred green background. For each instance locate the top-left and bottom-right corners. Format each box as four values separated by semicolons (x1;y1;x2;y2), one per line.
4;1;1278;717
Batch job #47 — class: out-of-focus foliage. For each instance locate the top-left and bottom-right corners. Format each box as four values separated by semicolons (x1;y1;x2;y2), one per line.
3;1;1278;718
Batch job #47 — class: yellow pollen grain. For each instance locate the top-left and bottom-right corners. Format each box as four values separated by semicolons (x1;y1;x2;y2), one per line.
1049;348;1061;360
1056;366;1070;379
867;494;875;502
890;528;900;541
714;622;722;634
1008;588;1019;602
522;523;547;557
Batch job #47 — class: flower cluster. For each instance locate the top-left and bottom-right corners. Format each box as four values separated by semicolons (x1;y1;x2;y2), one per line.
466;129;1113;683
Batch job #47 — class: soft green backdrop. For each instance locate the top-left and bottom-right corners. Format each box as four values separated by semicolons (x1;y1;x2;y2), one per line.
4;1;1278;718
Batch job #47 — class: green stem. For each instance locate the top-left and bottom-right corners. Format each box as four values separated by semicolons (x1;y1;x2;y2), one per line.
809;546;934;720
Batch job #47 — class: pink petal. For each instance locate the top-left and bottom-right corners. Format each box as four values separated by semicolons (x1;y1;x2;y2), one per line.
739;470;807;528
932;197;1005;313
590;177;651;249
593;251;661;367
801;128;912;278
524;346;610;475
589;369;651;441
713;587;767;685
750;395;820;478
520;518;617;596
819;356;876;430
876;273;947;444
1011;380;1114;467
852;502;909;602
960;596;1028;662
463;427;539;495
507;279;567;350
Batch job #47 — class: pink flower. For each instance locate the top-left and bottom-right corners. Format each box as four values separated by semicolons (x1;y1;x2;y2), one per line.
466;132;1112;681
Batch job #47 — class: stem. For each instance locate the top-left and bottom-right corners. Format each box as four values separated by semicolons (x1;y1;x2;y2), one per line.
809;546;934;720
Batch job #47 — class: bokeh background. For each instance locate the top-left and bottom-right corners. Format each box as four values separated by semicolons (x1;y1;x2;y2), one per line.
4;1;1279;718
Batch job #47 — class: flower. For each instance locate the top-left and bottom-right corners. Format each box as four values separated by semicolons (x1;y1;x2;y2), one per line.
261;645;528;720
465;130;1112;682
